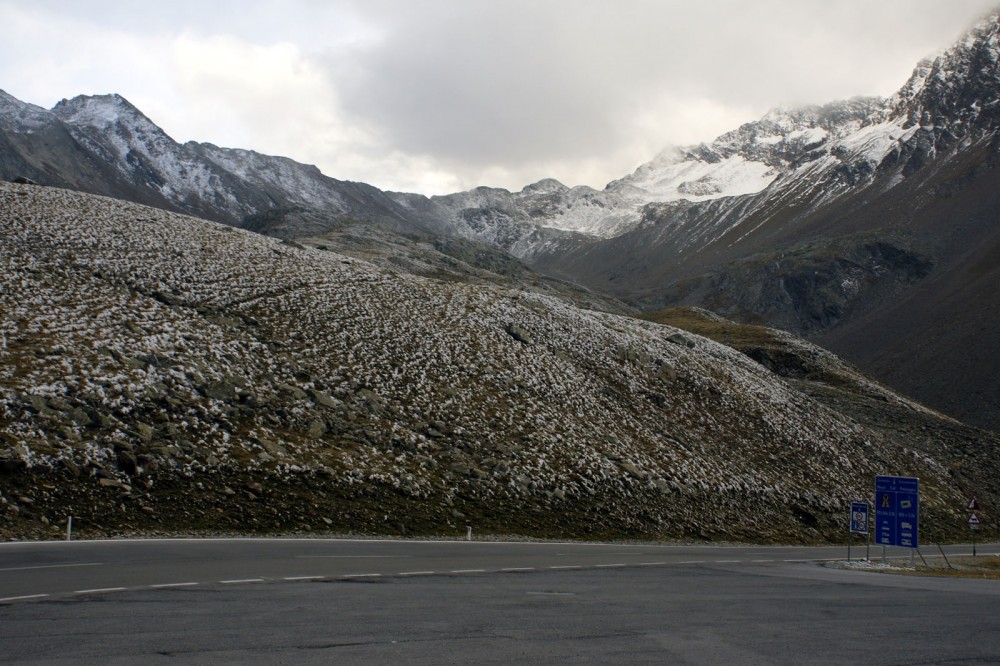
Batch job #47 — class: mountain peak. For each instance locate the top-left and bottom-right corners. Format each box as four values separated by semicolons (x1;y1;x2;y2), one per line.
520;178;569;195
891;10;1000;129
51;93;148;128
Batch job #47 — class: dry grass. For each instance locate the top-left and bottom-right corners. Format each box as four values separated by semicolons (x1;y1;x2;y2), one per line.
848;554;1000;580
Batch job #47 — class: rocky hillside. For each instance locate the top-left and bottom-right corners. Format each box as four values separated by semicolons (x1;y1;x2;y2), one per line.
2;182;997;543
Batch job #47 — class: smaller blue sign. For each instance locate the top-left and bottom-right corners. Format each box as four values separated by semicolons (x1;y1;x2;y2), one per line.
850;502;869;534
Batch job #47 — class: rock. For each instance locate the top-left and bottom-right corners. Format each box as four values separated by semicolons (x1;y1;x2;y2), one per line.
505;322;533;345
68;408;94;427
308;389;338;409
259;439;287;456
278;383;309;401
656;361;678;382
306;419;327;439
98;478;123;488
202;378;240;402
135;422;154;443
245;482;264;494
153;291;184;307
667;333;696;348
60;459;81;479
26;394;54;415
117;450;140;476
12;176;37;185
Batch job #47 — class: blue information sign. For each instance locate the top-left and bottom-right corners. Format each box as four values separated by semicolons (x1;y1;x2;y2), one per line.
850;502;869;534
875;476;919;548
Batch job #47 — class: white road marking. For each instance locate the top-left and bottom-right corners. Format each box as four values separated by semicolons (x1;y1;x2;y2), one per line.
675;561;700;565
75;587;127;594
283;576;325;581
341;573;382;579
219;579;264;584
0;562;102;573
150;582;199;589
549;565;581;570
714;560;741;563
501;567;535;572
296;555;411;559
638;562;667;566
450;569;486;573
398;571;435;576
595;564;626;568
0;594;49;603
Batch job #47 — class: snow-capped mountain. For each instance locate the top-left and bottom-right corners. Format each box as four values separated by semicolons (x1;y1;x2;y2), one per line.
0;92;450;237
531;11;1000;432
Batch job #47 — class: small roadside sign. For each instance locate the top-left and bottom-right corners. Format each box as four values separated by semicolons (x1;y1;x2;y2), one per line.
969;513;980;530
850;502;869;534
968;498;980;512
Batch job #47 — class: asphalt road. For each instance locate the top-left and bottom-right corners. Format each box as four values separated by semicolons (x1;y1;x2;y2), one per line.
1;539;998;664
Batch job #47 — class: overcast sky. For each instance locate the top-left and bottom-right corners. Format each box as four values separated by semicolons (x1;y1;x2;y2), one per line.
2;1;998;195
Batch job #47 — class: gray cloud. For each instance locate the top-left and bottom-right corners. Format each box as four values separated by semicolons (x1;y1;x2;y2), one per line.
3;0;999;193
328;0;999;188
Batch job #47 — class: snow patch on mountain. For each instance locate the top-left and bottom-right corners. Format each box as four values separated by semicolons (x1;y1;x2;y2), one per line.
614;149;779;203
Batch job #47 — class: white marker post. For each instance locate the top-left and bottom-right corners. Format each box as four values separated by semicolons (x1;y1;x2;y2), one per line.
66;516;72;542
466;525;472;541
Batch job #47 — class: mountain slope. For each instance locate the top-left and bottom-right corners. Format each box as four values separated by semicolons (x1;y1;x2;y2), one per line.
3;182;996;543
526;12;1000;431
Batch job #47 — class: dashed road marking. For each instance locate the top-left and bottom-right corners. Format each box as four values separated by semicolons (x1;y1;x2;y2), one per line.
549;565;581;570
74;587;128;595
398;571;435;576
0;562;103;573
501;567;535;572
283;576;325;581
451;569;486;573
150;582;199;589
219;579;264;584
638;562;667;566
341;573;382;579
0;594;49;603
595;564;626;568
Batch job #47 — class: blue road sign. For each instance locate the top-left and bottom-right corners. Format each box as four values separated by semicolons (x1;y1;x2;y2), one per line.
875;476;919;548
850;502;869;534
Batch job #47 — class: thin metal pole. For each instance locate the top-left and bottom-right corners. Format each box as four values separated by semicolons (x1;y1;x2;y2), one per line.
936;543;953;569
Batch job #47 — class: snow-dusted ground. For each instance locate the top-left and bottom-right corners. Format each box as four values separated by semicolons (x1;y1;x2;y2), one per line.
0;183;978;540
